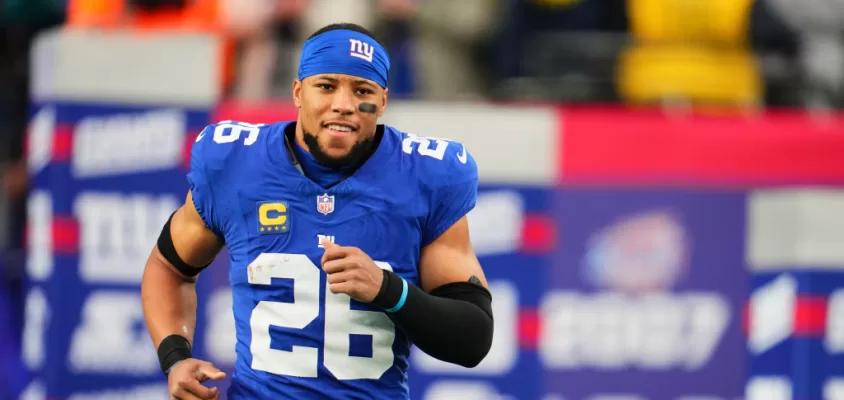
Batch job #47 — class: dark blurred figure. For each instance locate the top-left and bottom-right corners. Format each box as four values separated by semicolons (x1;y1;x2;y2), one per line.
1;0;65;214
491;0;629;102
762;0;844;109
748;0;802;108
0;1;64;398
374;0;505;100
231;0;311;100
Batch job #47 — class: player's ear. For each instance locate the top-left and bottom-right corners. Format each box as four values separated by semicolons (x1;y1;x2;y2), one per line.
293;80;303;108
379;88;388;117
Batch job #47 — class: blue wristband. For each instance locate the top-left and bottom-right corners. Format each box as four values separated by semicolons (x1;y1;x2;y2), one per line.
384;278;408;313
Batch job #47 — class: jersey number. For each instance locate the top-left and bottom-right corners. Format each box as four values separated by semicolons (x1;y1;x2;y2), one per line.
205;121;264;146
402;134;449;160
248;253;396;380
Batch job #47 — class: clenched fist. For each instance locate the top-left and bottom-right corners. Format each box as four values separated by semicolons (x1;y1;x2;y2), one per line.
321;239;385;303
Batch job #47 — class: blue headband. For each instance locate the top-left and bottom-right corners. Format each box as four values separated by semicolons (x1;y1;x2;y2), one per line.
298;29;390;88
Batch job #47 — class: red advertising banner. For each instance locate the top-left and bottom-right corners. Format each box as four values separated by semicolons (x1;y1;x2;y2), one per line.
559;107;844;186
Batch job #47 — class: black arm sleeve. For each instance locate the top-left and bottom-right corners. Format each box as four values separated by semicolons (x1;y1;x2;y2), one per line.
371;270;494;368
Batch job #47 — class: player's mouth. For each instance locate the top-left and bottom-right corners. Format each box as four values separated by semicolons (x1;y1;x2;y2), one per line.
323;122;358;138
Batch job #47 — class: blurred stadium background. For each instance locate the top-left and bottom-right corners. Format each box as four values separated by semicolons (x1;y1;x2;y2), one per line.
2;0;844;399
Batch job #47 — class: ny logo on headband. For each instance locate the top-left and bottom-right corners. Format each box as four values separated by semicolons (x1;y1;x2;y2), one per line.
349;39;374;63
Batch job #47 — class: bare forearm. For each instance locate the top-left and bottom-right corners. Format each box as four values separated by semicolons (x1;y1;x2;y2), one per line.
142;248;199;348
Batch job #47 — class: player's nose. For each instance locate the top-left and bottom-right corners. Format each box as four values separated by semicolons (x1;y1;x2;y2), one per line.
330;87;355;115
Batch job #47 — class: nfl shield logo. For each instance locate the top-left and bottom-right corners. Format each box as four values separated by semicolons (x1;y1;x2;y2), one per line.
316;193;335;215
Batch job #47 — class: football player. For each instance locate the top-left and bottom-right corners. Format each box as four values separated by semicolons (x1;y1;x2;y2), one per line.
142;23;494;400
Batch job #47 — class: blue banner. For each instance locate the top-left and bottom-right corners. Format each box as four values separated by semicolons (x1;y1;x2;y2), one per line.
747;271;844;400
541;189;748;400
23;102;210;399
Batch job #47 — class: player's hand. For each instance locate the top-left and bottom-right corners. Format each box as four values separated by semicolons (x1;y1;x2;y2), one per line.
167;358;226;400
321;239;384;303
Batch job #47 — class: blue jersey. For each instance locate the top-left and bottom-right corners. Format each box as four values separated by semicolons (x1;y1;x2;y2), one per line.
186;121;478;399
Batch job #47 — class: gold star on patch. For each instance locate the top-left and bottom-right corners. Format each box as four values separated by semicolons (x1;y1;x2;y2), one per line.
282;226;288;231
260;227;265;232
274;226;280;231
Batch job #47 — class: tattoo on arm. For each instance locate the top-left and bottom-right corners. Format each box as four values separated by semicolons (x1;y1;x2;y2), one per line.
468;275;482;286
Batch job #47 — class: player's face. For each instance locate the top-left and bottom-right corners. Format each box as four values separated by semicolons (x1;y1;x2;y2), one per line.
293;74;388;166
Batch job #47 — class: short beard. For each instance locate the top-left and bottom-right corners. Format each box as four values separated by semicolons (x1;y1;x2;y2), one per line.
302;129;376;168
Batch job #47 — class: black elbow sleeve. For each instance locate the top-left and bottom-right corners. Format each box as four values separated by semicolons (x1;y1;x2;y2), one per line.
379;271;494;368
429;281;494;367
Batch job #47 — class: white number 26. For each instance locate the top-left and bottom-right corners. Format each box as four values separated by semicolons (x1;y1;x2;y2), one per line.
249;253;396;380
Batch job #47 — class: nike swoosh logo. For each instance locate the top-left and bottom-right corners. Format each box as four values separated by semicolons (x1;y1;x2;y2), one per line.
195;129;208;143
456;145;468;164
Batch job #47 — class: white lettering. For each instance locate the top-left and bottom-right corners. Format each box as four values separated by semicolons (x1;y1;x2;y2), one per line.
748;274;796;354
72;109;185;177
825;378;844;400
205;288;237;366
317;234;335;248
22;288;49;371
18;380;45;400
826;289;844;353
677;396;731;400
539;291;730;370
67;384;169;400
349;39;374;62
75;192;179;284
26;191;53;281
27;107;55;174
423;381;509;400
746;376;792;400
467;191;524;257
544;395;740;400
68;291;159;375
